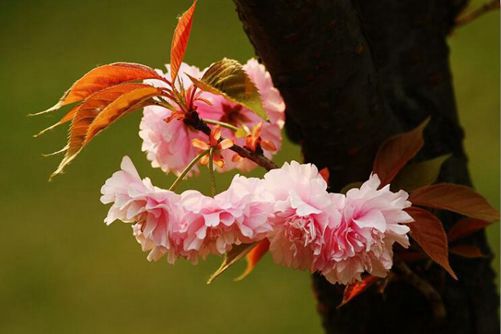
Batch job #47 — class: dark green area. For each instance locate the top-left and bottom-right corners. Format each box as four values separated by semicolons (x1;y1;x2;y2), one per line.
0;1;498;333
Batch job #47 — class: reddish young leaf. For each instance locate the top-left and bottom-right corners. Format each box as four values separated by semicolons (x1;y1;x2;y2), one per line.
447;218;492;242
34;106;79;137
410;183;500;222
207;242;256;284
170;0;197;82
85;86;162;143
338;275;380;308
449;244;484;258
32;63;163;116
235;239;270;281
49;84;162;179
373;117;430;186
319;167;330;183
406;207;457;279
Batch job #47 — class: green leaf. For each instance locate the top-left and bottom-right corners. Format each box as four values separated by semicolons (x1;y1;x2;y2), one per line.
188;58;268;120
206;242;256;284
393;154;451;192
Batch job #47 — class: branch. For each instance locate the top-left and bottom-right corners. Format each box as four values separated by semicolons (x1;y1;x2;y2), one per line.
455;0;500;27
395;262;446;320
184;110;278;171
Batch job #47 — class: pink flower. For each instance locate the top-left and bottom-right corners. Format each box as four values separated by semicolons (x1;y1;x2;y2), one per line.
263;161;342;271
139;63;207;175
198;59;284;172
100;156;186;263
180;175;273;261
319;174;412;284
139;59;285;175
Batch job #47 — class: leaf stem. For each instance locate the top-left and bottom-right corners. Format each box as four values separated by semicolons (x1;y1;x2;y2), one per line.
208;147;216;196
169;149;209;191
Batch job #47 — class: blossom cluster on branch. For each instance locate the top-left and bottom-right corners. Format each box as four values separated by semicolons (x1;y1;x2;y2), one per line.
102;157;412;284
34;0;499;306
139;59;284;175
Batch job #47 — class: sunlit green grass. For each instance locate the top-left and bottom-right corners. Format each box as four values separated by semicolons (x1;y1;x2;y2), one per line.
0;1;498;333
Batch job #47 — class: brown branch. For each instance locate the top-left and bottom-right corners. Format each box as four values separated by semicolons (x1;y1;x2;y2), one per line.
184;110;278;171
395;262;446;320
455;0;500;27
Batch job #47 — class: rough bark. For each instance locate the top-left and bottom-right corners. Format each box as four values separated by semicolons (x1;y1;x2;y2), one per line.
233;1;499;333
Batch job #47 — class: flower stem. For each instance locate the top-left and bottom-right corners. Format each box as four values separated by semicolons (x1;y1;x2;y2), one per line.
169;149;209;191
208;147;217;196
203;119;240;132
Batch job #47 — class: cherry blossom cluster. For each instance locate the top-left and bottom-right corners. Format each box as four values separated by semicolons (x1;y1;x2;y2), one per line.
139;59;285;175
101;157;412;284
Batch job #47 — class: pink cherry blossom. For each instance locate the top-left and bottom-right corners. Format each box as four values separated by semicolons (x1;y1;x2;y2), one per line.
139;59;285;175
139;63;207;175
100;156;186;263
198;59;284;172
262;161;342;271
319;173;412;284
180;175;273;261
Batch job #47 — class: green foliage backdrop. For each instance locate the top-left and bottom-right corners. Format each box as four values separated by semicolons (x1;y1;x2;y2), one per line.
0;1;498;333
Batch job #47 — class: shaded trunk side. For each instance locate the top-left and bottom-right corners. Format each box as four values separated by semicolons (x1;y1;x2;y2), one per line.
233;0;499;333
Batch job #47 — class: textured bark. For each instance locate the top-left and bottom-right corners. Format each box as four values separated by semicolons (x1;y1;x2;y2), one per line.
233;1;499;333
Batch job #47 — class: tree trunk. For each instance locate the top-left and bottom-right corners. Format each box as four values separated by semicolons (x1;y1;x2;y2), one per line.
233;1;499;333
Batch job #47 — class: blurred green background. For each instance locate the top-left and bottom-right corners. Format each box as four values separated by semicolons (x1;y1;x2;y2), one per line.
0;1;498;333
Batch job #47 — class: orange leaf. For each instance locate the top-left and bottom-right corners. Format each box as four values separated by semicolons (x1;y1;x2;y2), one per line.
85;86;162;143
406;207;457;279
449;244;484;258
410;183;500;222
33;63;163;116
373;117;430;186
338;275;379;308
235;239;270;281
319;167;330;183
448;218;492;242
207;243;256;284
34;106;79;137
49;84;161;179
170;1;197;82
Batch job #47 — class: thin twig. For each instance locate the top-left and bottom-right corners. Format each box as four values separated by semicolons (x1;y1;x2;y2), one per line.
455;0;500;28
184;111;278;171
169;149;209;191
395;262;446;320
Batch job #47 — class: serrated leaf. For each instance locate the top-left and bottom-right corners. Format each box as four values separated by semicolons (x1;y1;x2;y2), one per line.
32;63;164;116
410;183;500;222
373;117;430;186
393;154;450;192
338;275;379;308
170;1;197;82
406;207;457;279
448;218;492;242
207;242;256;284
235;239;269;281
50;85;162;179
34;106;79;137
189;58;268;120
